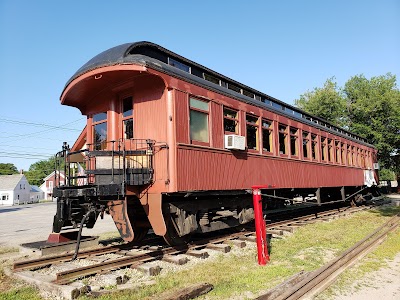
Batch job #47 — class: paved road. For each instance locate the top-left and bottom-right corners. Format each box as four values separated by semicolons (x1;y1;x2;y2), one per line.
0;202;117;247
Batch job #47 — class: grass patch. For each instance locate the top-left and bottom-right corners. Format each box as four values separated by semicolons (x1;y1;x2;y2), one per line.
80;205;400;300
98;231;121;241
0;247;19;256
0;246;42;300
317;209;400;299
1;205;398;300
0;286;42;300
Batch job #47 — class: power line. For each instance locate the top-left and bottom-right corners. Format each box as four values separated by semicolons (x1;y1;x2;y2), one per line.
0;144;55;151
0;118;85;143
0;155;53;160
0;151;54;156
0;135;76;143
0;117;83;132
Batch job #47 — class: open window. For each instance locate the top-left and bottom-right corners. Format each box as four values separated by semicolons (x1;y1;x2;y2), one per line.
327;138;333;162
302;131;310;159
262;119;273;153
311;134;318;160
290;127;299;156
342;143;347;165
335;141;340;163
321;137;327;161
223;107;239;134
122;96;133;139
246;114;259;151
347;146;352;165
278;124;288;155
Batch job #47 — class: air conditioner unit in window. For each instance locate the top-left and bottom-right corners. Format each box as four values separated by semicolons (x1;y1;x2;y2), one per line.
224;134;246;150
373;163;380;170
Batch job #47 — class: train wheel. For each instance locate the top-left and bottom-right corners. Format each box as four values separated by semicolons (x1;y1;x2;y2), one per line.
353;194;365;206
162;214;190;247
132;227;149;242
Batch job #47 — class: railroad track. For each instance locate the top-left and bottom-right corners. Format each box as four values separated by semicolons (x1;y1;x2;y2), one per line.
12;204;374;287
257;213;400;300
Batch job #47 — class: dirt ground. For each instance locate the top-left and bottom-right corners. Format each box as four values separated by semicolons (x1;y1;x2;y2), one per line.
330;253;400;300
328;194;400;300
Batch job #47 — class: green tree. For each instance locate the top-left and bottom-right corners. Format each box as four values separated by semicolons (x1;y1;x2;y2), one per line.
295;73;400;181
0;163;19;175
344;73;400;170
379;168;396;181
25;157;57;186
294;77;347;127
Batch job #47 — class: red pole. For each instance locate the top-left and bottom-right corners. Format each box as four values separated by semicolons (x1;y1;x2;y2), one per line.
252;185;270;265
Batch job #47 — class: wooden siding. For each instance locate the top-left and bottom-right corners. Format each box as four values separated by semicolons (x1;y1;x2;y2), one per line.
175;90;189;144
210;102;223;148
133;75;169;192
133;76;166;141
176;146;364;191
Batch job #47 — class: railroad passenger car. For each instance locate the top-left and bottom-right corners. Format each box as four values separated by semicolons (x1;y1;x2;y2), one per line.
52;42;378;245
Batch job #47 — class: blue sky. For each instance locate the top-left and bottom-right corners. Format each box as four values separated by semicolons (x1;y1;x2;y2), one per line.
0;0;399;171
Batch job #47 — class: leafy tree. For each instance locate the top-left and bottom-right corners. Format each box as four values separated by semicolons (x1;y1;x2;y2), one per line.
379;168;396;181
344;73;400;170
0;163;19;175
294;78;347;127
295;73;400;181
25;157;57;186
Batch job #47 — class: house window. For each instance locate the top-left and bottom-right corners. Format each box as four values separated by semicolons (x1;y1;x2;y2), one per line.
311;134;318;160
93;112;107;150
262;119;273;153
223;108;238;134
246;114;259;151
189;98;209;143
321;137;327;161
278;124;288;155
290;127;299;156
302;131;310;158
122;97;133;139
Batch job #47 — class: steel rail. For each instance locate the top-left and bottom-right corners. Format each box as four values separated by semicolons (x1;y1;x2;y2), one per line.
54;206;373;284
13;204;370;274
55;247;179;284
13;246;121;271
267;214;400;300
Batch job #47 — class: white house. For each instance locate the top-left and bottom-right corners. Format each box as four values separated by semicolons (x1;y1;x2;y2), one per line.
30;185;44;203
0;174;31;206
40;171;65;200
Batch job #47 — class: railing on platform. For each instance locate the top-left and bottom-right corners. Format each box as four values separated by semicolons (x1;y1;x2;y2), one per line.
54;139;155;190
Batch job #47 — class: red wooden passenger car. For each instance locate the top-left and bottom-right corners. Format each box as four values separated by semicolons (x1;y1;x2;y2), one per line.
53;42;378;245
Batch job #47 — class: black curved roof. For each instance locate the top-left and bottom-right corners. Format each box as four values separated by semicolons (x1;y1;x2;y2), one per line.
64;41;373;148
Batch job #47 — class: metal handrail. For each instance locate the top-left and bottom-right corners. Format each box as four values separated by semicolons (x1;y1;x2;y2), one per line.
54;139;156;189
